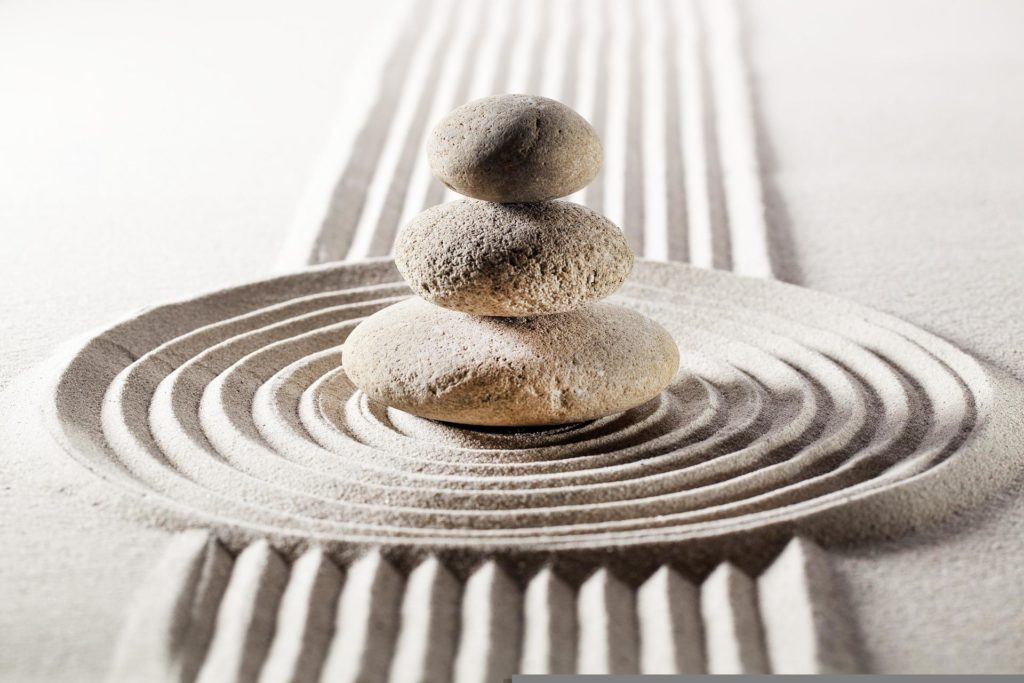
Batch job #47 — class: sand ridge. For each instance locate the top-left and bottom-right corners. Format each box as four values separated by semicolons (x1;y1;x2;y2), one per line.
40;258;1024;567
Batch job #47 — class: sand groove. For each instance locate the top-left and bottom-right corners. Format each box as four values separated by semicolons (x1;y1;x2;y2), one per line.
108;535;861;680
52;259;1024;559
637;566;704;673
282;0;771;271
701;563;768;673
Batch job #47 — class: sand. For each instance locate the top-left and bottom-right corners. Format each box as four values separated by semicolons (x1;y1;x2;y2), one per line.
37;258;1024;570
3;0;1024;678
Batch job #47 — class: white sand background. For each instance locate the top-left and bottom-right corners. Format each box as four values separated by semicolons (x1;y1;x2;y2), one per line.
0;1;399;680
746;0;1024;671
2;0;1024;677
0;0;400;390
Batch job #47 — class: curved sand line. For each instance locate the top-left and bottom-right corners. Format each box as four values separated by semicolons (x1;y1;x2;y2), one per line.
48;259;1024;559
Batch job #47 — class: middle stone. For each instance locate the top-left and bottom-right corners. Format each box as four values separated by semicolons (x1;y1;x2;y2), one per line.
394;199;634;317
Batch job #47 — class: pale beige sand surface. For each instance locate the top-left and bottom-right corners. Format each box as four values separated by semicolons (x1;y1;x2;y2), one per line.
746;0;1024;377
746;0;1024;671
0;360;173;682
0;2;397;679
0;0;400;391
46;258;1019;559
2;0;1024;678
10;258;1022;679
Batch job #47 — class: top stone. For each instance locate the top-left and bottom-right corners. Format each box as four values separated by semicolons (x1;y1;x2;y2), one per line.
427;94;602;203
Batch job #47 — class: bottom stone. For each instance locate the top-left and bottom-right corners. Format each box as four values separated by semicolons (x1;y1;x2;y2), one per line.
341;298;680;427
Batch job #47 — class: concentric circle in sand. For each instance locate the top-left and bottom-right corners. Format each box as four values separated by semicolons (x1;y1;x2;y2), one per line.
48;259;1024;556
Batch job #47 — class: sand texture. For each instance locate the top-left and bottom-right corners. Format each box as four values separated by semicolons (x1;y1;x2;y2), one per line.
284;0;772;275
5;0;1024;676
107;533;860;679
40;258;1024;568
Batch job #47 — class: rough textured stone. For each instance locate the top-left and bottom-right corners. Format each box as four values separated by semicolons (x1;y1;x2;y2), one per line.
394;200;634;316
427;94;602;202
342;298;679;426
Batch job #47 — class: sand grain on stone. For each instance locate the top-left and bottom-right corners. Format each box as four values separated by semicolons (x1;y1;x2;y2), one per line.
394;200;634;316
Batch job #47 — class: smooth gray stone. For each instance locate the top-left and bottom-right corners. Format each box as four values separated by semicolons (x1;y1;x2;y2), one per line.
427;94;602;203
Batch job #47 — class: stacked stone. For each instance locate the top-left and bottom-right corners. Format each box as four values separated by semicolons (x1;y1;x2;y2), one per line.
343;94;679;427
